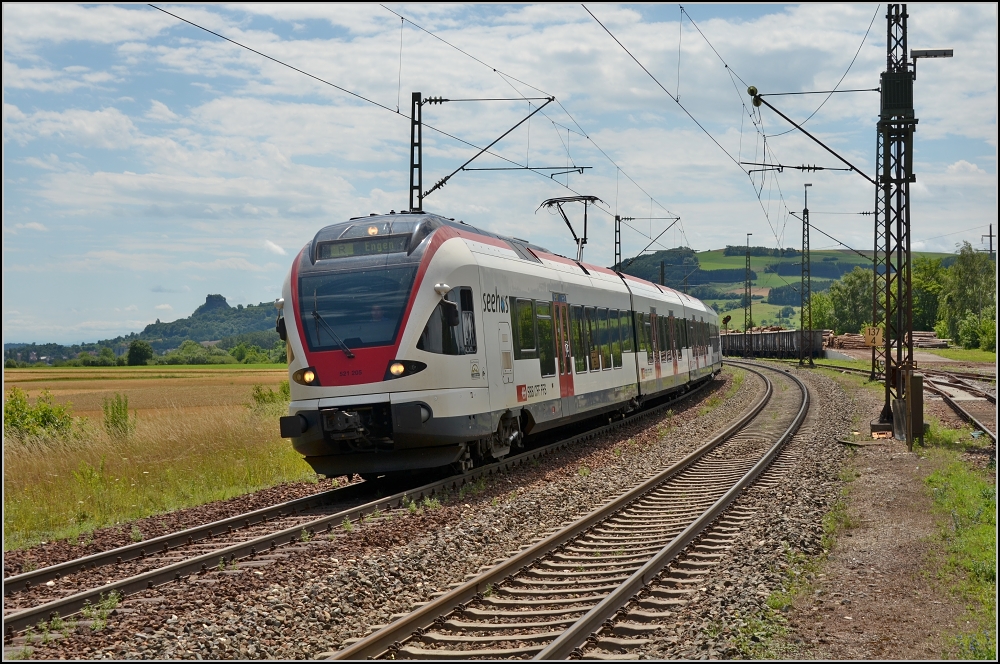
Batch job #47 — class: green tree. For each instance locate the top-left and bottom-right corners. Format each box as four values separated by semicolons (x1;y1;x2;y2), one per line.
828;266;873;334
938;241;996;344
810;291;836;331
911;255;945;331
126;340;154;366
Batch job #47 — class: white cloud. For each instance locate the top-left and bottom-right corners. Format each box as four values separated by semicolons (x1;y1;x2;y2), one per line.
154;303;172;311
145;100;178;122
4;105;138;149
16;222;48;231
263;239;287;255
946;160;987;175
124;304;138;311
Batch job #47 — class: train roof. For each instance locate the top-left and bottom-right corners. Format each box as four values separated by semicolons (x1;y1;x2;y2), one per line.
312;212;553;261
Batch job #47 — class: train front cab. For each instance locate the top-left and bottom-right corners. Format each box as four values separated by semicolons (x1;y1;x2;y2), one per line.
279;215;497;477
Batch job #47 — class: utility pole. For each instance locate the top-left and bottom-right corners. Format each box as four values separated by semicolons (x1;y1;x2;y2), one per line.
660;261;665;287
982;224;996;260
409;92;423;212
800;184;813;366
683;272;688;295
744;232;753;357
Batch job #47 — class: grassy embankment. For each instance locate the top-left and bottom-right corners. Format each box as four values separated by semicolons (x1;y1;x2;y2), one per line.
920;347;998;364
3;366;315;551
922;422;996;658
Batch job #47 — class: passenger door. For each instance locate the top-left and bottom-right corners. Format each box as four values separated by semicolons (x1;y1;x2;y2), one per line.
553;301;574;397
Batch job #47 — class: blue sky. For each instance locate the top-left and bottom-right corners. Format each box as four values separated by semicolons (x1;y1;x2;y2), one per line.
3;3;996;344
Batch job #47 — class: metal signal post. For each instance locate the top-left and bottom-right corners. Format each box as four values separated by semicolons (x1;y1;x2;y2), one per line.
800;184;813;366
744;233;753;357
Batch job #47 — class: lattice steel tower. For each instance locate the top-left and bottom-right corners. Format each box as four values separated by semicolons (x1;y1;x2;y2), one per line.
875;4;916;423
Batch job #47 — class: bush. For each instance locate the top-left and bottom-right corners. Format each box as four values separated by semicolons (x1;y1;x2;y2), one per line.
250;381;290;413
160;340;237;365
977;307;996;352
958;312;982;350
4;388;75;439
934;318;951;344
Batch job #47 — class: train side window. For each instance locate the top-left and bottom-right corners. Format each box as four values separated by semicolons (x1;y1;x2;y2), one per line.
646;313;654;364
598;308;611;370
513;298;536;359
535;301;556;378
417;288;462;355
660;316;669;362
621;310;634;353
585;306;598;371
460;288;477;354
570;305;587;374
611;310;623;368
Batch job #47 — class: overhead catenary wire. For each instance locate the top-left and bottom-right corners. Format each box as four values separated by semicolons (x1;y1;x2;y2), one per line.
379;3;683;254
148;4;599;201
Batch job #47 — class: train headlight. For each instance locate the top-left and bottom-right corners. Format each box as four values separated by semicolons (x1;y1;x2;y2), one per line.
292;367;319;385
384;360;427;380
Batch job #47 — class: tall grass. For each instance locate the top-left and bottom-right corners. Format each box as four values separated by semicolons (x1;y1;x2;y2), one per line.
4;384;314;551
925;454;997;659
920;415;997;659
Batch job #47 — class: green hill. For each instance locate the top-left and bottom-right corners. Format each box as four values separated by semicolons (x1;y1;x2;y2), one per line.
4;294;280;363
138;294;277;352
617;246;955;327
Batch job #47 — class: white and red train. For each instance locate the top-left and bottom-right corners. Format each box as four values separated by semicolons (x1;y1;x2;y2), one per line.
277;211;722;477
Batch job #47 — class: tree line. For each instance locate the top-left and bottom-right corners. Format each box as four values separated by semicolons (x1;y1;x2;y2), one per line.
810;242;995;350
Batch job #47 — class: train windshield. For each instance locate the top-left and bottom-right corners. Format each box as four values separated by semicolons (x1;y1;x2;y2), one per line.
299;266;418;351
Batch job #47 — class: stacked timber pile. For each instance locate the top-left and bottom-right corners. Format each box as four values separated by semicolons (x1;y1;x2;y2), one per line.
829;330;950;349
831;333;868;349
913;331;950;348
822;330;835;347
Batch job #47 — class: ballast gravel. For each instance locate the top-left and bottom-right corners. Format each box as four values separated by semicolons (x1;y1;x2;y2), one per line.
23;368;764;660
5;479;351;577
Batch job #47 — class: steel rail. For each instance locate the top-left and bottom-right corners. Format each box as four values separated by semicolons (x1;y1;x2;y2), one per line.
3;482;373;595
767;358;995;442
924;379;997;444
3;373;719;636
331;366;773;660
536;361;808;659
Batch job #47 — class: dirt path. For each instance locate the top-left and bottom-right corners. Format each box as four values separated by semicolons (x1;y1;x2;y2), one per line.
790;437;966;658
787;375;985;659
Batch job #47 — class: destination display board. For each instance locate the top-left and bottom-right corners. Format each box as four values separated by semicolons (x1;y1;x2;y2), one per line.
317;235;409;260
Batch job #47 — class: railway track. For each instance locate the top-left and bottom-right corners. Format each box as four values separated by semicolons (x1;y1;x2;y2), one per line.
771;359;996;443
332;361;807;660
2;372;721;638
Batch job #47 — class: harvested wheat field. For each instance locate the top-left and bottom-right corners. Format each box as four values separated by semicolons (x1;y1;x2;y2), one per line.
4;366;288;419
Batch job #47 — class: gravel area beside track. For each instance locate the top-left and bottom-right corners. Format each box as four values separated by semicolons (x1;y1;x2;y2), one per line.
21;368;760;660
4;480;349;577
